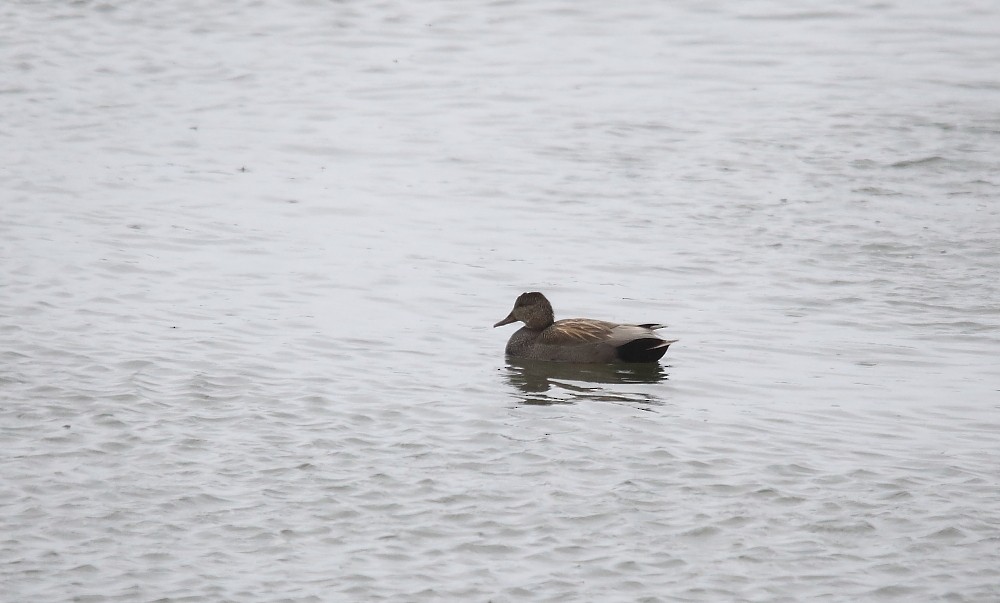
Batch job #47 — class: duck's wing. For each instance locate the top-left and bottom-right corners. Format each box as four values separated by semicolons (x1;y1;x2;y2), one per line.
542;319;672;345
540;319;616;345
607;323;674;346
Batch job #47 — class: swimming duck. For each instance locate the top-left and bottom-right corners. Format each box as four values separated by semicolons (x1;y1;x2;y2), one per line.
493;292;676;363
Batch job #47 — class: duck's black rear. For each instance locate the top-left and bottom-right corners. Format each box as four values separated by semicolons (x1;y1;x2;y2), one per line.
615;338;671;363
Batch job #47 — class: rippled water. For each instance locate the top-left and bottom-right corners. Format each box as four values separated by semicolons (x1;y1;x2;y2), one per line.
3;0;999;601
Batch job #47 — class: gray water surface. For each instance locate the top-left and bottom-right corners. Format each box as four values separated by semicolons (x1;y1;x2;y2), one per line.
3;1;1000;601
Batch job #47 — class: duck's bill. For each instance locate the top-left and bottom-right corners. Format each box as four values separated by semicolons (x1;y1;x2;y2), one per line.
493;313;517;328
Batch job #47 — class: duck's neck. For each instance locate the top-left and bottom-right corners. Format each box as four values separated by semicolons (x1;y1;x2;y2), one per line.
523;312;554;330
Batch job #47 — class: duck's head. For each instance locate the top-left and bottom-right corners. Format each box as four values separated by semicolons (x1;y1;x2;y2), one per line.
493;291;555;330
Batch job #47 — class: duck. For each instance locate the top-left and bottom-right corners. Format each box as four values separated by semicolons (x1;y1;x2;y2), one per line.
493;292;677;363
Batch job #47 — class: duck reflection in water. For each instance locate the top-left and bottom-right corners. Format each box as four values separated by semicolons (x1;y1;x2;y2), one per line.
502;358;669;406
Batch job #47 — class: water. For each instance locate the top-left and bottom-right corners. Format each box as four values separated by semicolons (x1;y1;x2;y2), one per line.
2;1;999;601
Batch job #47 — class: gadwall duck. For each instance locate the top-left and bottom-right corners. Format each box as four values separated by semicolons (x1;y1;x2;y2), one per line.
493;292;677;363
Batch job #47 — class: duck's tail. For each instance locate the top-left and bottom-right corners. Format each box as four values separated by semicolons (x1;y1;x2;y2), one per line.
616;337;678;363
